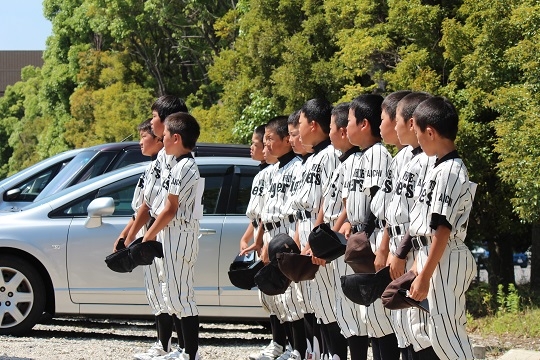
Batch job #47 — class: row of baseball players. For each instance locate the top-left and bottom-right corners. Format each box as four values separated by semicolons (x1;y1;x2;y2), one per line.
240;92;477;360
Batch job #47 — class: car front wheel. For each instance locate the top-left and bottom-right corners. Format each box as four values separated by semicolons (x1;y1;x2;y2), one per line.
0;255;46;335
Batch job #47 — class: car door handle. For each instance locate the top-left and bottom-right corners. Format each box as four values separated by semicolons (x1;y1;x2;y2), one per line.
199;228;217;235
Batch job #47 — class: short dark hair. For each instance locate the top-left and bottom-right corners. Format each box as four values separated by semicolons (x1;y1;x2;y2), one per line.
164;112;200;150
254;124;266;142
137;118;156;137
382;90;412;122
151;95;188;123
349;94;384;137
301;98;332;134
331;102;350;129
287;110;301;127
397;92;432;123
266;116;289;139
413;96;459;141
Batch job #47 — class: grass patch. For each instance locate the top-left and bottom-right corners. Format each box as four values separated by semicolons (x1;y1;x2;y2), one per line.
467;307;540;338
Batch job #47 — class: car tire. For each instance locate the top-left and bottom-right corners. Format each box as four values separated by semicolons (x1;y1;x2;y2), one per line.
0;255;46;336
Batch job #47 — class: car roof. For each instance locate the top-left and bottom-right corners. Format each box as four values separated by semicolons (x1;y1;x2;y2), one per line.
83;141;141;151
192;143;250;157
81;142;251;157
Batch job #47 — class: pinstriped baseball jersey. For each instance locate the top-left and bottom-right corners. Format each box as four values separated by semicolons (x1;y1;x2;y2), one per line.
159;153;200;222
246;163;274;222
370;146;413;221
247;163;283;317
322;146;368;336
322;146;360;222
291;140;340;214
134;155;169;316
283;154;311;214
379;147;434;350
342;143;391;225
386;148;436;227
132;163;151;212
144;148;172;208
260;152;300;224
291;140;340;325
409;152;474;241
410;151;477;360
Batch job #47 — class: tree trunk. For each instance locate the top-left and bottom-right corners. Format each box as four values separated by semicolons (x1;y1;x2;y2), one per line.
487;239;515;294
531;223;540;291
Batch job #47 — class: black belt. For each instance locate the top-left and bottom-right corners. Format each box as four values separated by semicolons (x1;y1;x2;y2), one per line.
148;216;156;228
412;236;430;250
263;222;281;231
351;224;363;234
251;219;259;228
263;215;295;232
387;225;404;237
296;210;312;221
377;219;386;228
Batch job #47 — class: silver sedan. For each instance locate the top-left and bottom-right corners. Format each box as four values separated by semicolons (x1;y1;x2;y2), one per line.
0;157;266;335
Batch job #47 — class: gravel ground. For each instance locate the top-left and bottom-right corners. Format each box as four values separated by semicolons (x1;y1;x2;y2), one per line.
0;318;274;360
0;317;516;360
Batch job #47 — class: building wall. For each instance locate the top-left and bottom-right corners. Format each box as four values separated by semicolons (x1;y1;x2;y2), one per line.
0;51;44;96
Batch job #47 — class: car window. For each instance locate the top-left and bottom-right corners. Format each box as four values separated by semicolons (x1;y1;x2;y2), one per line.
111;149;150;170
199;165;234;215
36;150;100;200
73;152;116;184
227;165;258;215
5;162;67;202
53;175;138;217
235;171;255;214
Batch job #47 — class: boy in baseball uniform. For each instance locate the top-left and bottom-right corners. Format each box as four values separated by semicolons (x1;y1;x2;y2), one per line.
408;97;477;360
340;94;398;359
121;96;189;360
115;119;170;360
140;112;203;360
386;92;437;360
243;116;304;360
323;102;364;360
241;124;291;360
293;98;340;360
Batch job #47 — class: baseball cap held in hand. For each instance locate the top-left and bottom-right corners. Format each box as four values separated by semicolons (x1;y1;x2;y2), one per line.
308;223;347;262
344;231;376;273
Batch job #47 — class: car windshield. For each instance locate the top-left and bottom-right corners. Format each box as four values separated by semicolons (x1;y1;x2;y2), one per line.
34;150;100;201
21;163;148;211
0;150;77;187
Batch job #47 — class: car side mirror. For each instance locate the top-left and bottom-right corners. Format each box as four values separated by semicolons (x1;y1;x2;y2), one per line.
85;197;115;228
5;188;21;200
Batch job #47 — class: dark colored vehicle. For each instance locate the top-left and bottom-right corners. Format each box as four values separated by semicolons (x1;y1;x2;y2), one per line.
34;142;250;203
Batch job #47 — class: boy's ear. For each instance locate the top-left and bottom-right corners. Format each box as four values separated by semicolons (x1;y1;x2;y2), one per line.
425;125;436;139
361;118;370;130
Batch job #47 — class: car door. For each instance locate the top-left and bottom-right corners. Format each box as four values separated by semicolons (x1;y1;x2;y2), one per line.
193;164;231;305
218;165;262;307
63;175;148;305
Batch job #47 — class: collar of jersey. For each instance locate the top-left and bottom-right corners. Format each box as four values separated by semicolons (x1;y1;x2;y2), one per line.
278;151;297;168
411;146;423;156
434;150;459;167
302;153;313;164
339;146;361;162
312;138;332;154
176;152;194;162
259;162;270;170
